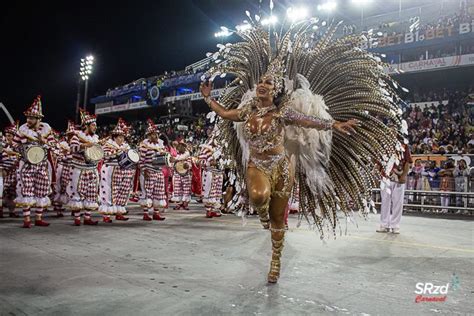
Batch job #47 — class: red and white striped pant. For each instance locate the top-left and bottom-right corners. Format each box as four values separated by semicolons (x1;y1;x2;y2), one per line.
113;167;135;207
60;164;72;194
202;170;223;209
15;160;51;208
99;165;135;214
67;166;99;210
53;163;72;206
139;168;167;209
3;168;17;204
172;173;192;203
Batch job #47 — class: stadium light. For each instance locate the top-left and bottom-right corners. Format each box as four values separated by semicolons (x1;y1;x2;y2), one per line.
80;55;94;80
261;15;278;26
287;7;308;22
317;1;337;12
75;54;95;123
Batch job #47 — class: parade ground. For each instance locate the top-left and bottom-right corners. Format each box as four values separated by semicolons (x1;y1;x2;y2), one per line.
0;204;472;316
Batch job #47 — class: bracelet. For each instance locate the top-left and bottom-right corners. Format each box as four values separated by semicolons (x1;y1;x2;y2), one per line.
203;95;213;106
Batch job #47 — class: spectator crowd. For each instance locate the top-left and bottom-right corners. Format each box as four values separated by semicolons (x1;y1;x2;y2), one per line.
402;87;474;155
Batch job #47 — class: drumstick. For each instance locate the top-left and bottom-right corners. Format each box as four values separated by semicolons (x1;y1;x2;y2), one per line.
98;136;111;145
20;132;41;143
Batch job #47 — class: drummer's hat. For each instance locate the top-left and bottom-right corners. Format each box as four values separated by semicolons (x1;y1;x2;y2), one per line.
66;120;76;135
24;95;44;119
79;109;96;126
111;118;129;137
4;121;18;135
145;119;158;135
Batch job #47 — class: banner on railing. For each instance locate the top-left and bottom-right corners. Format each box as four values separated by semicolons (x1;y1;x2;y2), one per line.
162;87;234;104
95;101;149;115
386;53;474;74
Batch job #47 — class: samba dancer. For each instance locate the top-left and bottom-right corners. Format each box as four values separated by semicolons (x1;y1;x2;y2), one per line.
14;96;56;228
171;142;192;210
67;110;101;226
200;14;405;283
201;76;354;282
138;119;167;221
52;121;75;217
0;122;20;218
99;118;137;223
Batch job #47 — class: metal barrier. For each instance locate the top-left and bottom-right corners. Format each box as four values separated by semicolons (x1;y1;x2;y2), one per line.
372;176;474;215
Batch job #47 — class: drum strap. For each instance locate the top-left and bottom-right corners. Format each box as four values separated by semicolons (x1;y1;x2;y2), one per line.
142;165;162;172
71;161;98;170
104;162;119;167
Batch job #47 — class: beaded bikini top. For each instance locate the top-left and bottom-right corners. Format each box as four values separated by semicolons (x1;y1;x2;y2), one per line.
239;102;284;154
239;100;333;154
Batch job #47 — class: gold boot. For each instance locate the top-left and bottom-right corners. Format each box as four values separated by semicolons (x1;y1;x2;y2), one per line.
254;202;270;229
267;229;285;283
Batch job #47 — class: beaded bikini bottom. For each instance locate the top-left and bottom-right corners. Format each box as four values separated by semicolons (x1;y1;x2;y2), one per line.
248;153;291;197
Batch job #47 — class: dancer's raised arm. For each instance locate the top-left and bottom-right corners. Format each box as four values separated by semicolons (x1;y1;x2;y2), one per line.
283;107;358;135
200;81;242;122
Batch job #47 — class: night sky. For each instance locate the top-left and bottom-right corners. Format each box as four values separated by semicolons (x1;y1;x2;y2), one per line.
0;0;431;130
0;0;263;129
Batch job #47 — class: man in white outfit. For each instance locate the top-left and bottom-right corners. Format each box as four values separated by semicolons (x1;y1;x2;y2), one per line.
377;142;412;234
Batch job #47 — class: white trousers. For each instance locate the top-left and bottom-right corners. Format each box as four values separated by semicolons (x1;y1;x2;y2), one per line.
380;181;405;229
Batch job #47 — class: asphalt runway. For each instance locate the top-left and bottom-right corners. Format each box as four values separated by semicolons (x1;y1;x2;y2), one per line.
0;204;472;315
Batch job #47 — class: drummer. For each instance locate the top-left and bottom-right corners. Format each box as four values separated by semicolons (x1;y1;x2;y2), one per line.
199;135;224;218
171;142;192;210
99;118;135;223
0;122;20;219
138;119;167;221
66;109;100;226
13;96;55;228
51;121;75;217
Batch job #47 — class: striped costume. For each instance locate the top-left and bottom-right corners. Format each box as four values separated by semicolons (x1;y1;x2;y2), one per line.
99;139;135;215
66;131;100;211
138;138;167;210
171;151;192;204
199;144;224;214
52;140;72;209
14;123;55;210
0;141;19;212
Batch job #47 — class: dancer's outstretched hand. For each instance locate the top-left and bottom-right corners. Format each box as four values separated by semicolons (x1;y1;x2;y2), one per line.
333;119;359;135
200;81;212;97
